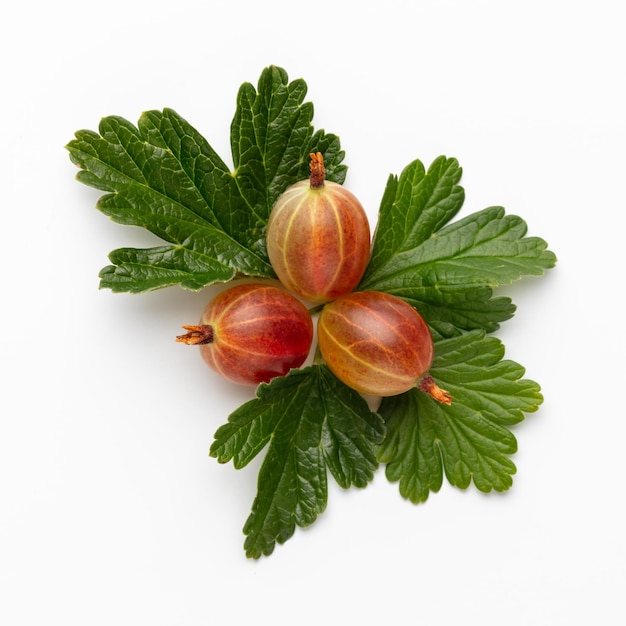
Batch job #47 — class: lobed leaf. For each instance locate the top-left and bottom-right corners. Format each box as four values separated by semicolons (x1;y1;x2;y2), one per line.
67;66;346;293
400;285;517;337
360;157;557;333
98;246;235;293
67;112;271;290
366;156;465;273
230;67;344;251
210;365;385;558
377;330;543;503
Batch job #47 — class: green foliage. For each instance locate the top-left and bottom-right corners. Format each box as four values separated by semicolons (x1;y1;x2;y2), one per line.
68;65;557;558
377;330;542;503
210;366;385;558
360;156;556;335
66;67;346;292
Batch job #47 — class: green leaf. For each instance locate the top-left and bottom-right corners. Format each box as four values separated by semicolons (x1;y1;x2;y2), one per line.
359;157;557;333
366;156;465;271
66;66;346;293
210;365;385;559
231;67;346;218
377;330;543;504
399;285;517;338
98;246;235;293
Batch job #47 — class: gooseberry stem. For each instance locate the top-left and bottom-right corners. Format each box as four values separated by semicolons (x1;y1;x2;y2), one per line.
418;375;453;405
176;325;215;345
309;152;326;189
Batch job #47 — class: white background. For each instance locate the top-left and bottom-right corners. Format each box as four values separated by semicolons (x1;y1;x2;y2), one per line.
2;1;624;624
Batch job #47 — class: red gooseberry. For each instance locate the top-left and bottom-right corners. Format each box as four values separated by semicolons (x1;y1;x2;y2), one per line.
176;283;313;386
317;290;451;403
266;152;371;303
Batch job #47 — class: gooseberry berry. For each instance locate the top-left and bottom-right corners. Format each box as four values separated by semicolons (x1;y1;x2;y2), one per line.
317;290;451;403
266;152;371;303
176;283;313;386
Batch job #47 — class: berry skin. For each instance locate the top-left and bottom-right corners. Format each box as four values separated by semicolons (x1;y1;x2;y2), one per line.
317;290;451;403
266;152;370;303
177;283;313;386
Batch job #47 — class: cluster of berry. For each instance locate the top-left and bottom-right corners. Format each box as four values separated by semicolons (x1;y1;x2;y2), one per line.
177;153;449;404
